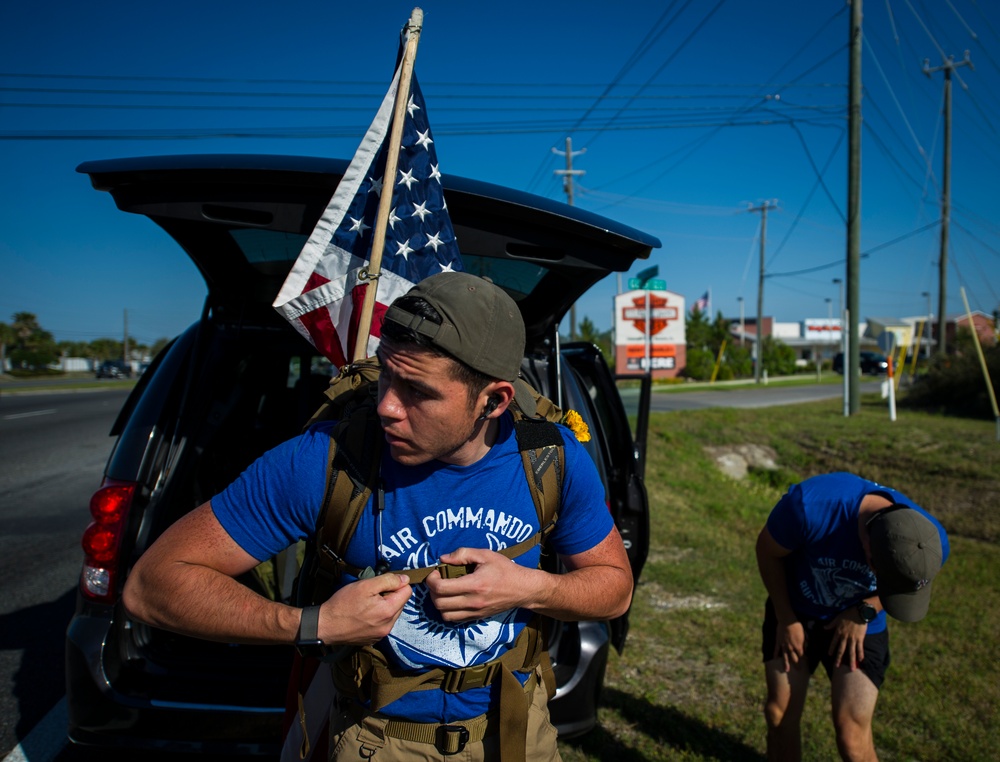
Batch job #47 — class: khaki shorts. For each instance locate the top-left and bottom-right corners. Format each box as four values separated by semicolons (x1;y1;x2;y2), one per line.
328;677;562;761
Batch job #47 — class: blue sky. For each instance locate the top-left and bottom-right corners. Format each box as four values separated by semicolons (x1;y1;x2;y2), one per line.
2;0;998;347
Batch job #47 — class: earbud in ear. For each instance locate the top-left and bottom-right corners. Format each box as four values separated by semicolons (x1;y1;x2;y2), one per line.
482;395;500;418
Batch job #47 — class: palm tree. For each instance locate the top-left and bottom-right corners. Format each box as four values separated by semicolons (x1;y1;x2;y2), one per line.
8;312;58;369
11;312;42;347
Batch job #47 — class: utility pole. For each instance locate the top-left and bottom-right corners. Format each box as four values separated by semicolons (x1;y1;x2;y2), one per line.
748;200;778;384
123;308;129;368
923;51;973;357
846;0;862;414
553;137;586;339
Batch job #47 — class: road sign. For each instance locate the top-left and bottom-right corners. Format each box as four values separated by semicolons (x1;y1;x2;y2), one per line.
628;278;666;290
636;265;659;284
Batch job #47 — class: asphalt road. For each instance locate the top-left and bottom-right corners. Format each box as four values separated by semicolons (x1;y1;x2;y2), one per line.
0;389;128;762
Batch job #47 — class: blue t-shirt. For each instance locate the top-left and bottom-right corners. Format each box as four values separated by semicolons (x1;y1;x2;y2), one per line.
213;412;614;722
766;472;950;633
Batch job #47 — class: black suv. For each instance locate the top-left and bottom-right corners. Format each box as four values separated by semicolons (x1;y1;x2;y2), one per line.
95;359;132;379
832;351;889;375
66;154;658;754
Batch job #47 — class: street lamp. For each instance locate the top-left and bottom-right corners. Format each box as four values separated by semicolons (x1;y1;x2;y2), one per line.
921;291;932;359
824;297;833;373
833;278;847;416
737;296;745;347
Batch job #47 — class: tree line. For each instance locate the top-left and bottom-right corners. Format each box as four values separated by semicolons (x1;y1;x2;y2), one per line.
0;312;171;372
683;306;797;380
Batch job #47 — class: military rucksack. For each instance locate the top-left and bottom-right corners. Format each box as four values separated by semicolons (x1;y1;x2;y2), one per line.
286;357;569;761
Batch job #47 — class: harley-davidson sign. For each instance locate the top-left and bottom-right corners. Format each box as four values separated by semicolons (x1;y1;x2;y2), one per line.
621;294;679;336
614;288;686;378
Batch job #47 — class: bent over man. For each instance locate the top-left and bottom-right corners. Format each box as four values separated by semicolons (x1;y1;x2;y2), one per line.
123;271;634;761
756;472;949;762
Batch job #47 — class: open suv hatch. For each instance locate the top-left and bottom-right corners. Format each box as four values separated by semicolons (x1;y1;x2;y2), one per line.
67;154;658;753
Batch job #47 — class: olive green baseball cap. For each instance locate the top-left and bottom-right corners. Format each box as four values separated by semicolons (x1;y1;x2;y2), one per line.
383;271;525;382
868;506;944;623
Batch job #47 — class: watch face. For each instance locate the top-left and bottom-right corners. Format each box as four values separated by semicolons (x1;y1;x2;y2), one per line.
296;640;326;658
858;603;877;623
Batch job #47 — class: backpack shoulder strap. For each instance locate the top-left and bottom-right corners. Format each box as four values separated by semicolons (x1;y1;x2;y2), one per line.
302;365;383;604
512;410;565;540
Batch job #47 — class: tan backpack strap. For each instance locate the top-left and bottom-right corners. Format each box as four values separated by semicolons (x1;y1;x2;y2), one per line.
498;666;531;762
308;399;383;603
398;529;546;584
513;417;565;533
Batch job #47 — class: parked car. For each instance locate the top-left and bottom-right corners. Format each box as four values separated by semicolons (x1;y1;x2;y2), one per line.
832;351;889;375
95;359;132;379
67;154;659;754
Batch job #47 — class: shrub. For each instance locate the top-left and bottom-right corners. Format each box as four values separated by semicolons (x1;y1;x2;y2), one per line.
901;336;999;419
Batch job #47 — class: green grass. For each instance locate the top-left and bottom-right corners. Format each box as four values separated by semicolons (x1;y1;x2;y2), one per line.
652;372;848;393
559;393;999;762
0;377;136;393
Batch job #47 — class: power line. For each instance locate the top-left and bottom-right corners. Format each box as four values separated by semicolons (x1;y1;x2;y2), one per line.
0;115;848;141
768;126;846;267
0;71;848;90
578;0;731;150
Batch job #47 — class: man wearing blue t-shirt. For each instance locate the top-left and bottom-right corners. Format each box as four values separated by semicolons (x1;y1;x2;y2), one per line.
756;473;949;762
123;272;633;762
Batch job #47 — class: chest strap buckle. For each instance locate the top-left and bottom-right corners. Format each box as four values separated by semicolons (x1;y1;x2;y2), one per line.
441;661;502;693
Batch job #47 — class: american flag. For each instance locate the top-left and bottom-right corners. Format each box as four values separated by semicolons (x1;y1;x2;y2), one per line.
694;290;710;314
273;27;463;367
275;21;462;762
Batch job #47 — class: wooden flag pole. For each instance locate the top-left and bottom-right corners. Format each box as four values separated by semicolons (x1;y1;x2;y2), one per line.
352;7;424;362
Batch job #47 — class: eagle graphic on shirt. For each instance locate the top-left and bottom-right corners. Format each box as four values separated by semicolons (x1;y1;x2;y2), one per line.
385;531;528;669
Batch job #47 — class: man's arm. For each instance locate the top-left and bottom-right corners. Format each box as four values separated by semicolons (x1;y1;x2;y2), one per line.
427;526;633;622
122;501;412;647
755;526;806;670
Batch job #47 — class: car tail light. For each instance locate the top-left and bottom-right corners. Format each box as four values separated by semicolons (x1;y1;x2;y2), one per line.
80;479;137;603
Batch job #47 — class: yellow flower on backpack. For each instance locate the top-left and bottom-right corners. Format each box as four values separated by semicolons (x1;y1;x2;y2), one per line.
561;409;591;443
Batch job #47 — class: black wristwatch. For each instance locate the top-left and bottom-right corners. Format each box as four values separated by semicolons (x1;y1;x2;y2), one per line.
295;605;326;657
856;601;878;624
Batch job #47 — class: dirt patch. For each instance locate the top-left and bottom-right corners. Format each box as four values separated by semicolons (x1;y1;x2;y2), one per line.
640;581;728;612
645;547;695;565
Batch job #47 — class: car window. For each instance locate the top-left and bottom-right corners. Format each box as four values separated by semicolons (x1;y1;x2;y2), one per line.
225;233;554;312
614;378;645;444
230;229;309;270
451;254;550;302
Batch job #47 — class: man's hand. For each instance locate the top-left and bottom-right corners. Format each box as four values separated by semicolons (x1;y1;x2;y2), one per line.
824;611;867;671
426;548;531;622
318;573;412;645
428;529;632;624
774;619;807;672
